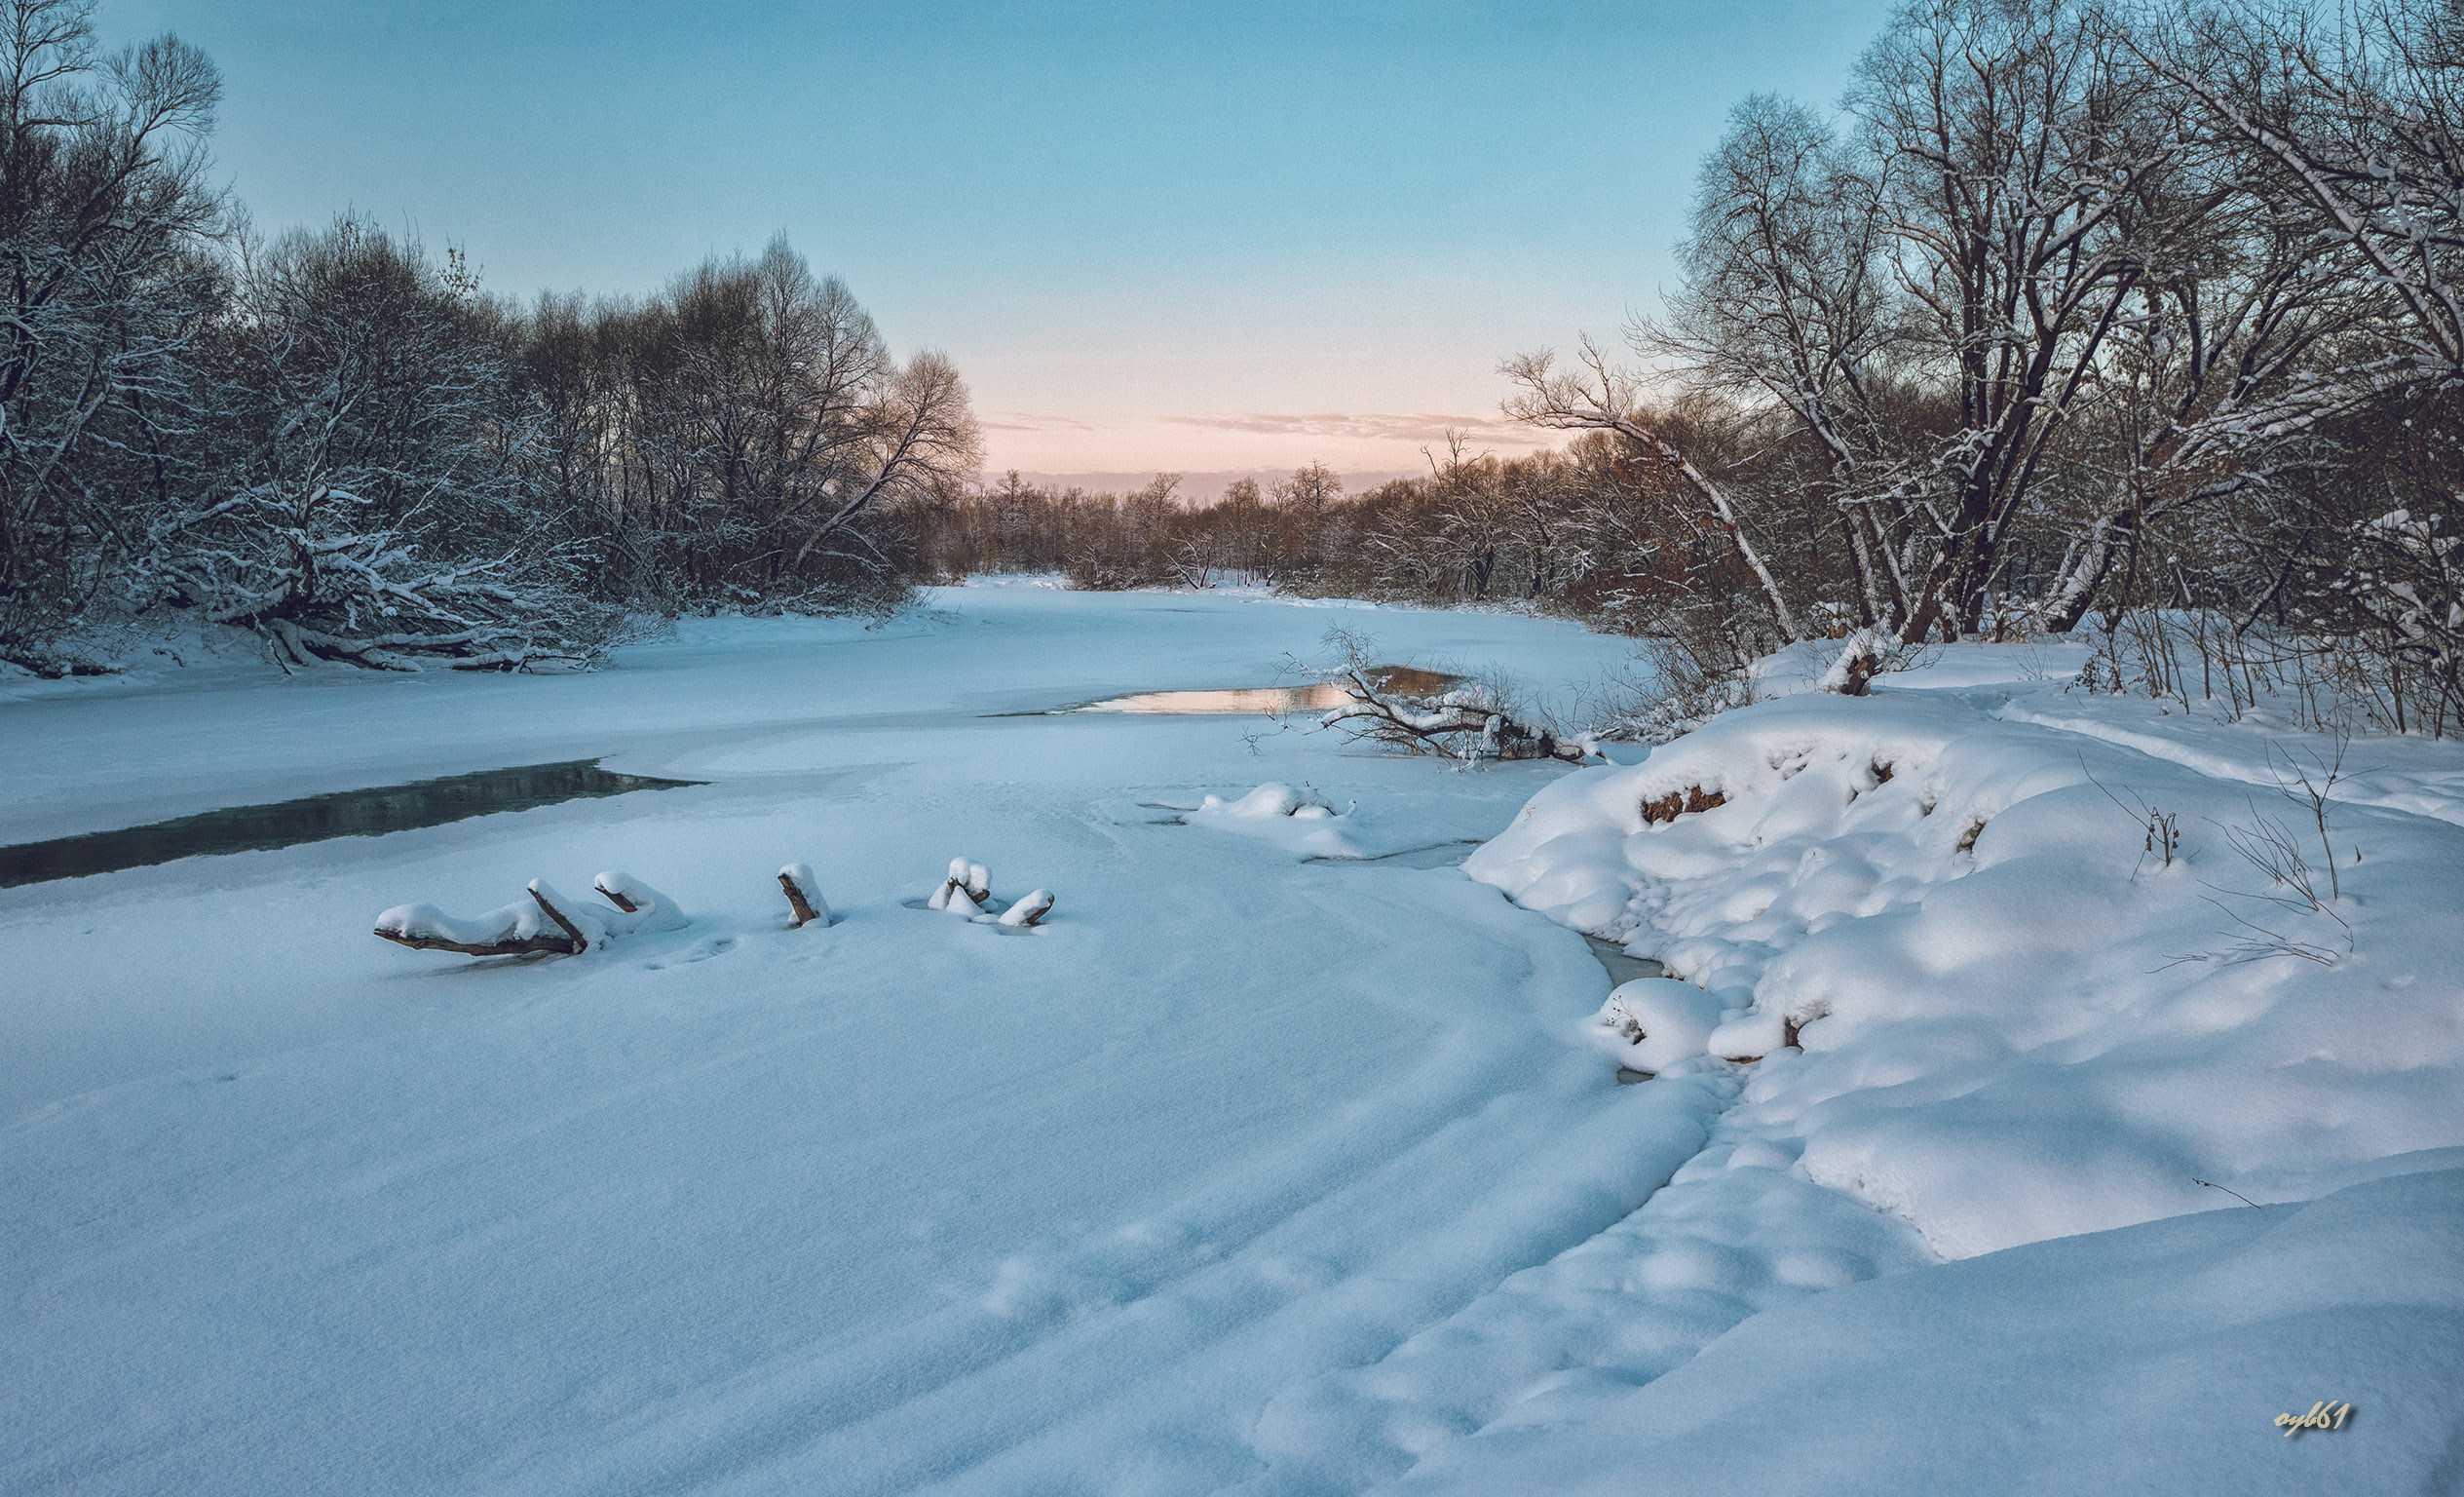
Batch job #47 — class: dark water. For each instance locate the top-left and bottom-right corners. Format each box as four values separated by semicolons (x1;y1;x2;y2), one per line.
1586;937;1669;1085
0;760;703;888
1585;935;1666;987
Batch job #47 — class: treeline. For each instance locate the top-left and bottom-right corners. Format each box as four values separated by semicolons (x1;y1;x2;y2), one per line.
924;442;1689;621
1;1;975;674
934;0;2464;737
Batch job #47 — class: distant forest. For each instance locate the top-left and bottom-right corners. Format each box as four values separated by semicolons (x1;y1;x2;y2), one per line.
9;0;2464;735
935;0;2464;737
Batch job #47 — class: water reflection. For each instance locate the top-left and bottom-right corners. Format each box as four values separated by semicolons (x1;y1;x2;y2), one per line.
0;759;702;887
1069;666;1462;715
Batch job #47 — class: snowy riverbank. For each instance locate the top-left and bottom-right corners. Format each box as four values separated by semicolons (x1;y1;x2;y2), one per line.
1410;638;2464;1491
4;592;2457;1493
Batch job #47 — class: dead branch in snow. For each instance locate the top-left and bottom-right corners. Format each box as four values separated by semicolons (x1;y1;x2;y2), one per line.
928;857;993;913
1305;629;1601;766
373;925;579;959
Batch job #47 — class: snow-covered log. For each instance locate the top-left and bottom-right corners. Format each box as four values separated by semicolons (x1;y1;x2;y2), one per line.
374;872;683;958
589;870;688;932
1819;629;1894;696
373;897;580;957
1196;784;1340;819
777;863;832;928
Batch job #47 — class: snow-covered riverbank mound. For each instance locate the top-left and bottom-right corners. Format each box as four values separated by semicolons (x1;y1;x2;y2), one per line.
1411;641;2464;1491
1468;646;2464;1257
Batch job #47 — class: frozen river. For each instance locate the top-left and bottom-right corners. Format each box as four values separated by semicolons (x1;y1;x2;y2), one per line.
2;587;1705;1496
13;584;2459;1496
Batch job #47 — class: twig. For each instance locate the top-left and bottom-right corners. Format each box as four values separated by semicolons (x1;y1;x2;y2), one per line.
2193;1177;2262;1209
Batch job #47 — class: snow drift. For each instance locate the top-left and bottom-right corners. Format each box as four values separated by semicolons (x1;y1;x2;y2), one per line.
1467;655;2464;1260
1394;1156;2464;1496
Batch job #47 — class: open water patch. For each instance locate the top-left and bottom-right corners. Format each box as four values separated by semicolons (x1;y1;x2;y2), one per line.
0;759;703;887
1586;935;1666;987
1009;666;1464;717
1585;936;1671;1085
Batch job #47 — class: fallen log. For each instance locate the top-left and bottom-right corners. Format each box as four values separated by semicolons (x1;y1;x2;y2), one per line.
374;870;684;958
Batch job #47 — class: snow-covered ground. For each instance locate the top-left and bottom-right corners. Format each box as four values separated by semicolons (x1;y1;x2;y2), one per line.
5;591;2458;1494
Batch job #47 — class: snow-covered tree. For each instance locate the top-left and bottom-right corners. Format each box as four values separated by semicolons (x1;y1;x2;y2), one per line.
150;218;614;670
0;0;222;670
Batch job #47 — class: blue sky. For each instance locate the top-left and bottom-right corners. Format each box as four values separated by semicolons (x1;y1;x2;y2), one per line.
105;1;1894;480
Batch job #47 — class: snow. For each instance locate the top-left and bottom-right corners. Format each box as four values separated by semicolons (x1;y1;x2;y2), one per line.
6;590;2459;1495
1393;1154;2464;1496
1467;657;2464;1259
2;588;1655;1496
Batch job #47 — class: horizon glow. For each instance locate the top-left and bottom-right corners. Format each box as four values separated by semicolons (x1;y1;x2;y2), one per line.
102;0;1894;481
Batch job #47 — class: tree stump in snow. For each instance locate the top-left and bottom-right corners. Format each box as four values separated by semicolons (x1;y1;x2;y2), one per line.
778;863;831;928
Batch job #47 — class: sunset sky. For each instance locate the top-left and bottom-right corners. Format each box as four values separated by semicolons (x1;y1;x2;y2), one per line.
108;0;1893;485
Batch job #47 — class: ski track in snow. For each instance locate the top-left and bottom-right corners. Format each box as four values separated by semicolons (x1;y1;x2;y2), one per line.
0;589;1752;1497
7;598;2459;1495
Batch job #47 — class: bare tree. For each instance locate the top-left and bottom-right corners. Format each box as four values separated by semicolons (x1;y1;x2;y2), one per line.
0;0;222;667
1502;338;1809;639
1647;94;1907;628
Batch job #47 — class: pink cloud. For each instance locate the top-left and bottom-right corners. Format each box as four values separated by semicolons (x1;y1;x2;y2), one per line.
980;410;1100;433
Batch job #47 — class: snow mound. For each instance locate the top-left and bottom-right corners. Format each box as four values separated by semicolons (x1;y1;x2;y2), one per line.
1394;1160;2464;1496
1596;978;1730;1074
1186;783;1368;858
1198;782;1337;819
1467;674;2464;1260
